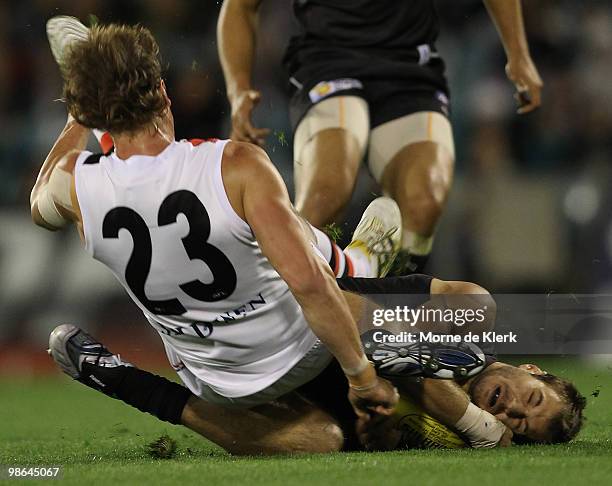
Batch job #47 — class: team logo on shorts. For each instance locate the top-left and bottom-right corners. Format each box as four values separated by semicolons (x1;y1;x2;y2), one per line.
436;90;450;116
308;78;363;103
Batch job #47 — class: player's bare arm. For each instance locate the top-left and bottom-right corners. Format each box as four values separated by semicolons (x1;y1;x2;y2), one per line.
30;114;87;233
346;278;509;449
218;0;270;145
222;140;398;418
399;378;512;448
483;0;543;113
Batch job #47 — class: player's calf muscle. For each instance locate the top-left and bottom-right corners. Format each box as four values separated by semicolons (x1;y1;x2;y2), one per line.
242;417;344;455
382;142;453;235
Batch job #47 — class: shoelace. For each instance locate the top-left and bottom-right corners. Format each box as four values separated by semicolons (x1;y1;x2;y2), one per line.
365;226;399;275
91;348;129;368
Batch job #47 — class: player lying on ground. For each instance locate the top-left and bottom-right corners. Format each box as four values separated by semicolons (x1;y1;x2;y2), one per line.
336;277;585;449
219;0;543;274
46;274;586;453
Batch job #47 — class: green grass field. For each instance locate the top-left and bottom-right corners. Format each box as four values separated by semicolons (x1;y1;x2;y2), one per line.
2;357;611;485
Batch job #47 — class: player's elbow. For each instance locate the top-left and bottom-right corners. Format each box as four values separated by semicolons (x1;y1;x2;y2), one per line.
30;197;46;227
30;189;64;232
30;204;58;231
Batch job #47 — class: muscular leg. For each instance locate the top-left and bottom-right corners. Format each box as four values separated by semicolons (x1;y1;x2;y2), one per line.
382;141;454;239
182;392;344;456
48;325;344;457
293;96;369;227
370;112;455;273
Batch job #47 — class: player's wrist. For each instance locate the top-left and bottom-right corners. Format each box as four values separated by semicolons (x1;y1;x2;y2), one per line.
455;402;506;448
344;357;377;389
227;85;252;104
505;45;531;64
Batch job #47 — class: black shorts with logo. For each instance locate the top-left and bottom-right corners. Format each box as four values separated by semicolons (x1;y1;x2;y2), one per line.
284;43;451;132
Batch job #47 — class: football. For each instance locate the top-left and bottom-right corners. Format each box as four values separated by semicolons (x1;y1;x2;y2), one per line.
392;396;467;449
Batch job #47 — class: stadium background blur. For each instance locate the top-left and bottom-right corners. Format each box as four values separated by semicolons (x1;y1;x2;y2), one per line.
1;0;611;371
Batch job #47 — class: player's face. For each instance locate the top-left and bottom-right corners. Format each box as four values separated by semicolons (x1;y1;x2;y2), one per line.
469;363;566;442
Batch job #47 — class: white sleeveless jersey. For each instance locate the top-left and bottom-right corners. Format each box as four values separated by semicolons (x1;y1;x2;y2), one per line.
74;139;317;397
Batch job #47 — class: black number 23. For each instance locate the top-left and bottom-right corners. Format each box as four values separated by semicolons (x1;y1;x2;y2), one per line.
102;190;237;315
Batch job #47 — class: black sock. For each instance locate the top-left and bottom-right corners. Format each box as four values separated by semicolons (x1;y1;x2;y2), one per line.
408;253;430;274
391;250;431;276
81;362;193;425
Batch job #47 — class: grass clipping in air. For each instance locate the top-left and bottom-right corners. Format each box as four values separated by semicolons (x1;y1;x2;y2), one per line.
148;434;177;459
323;222;343;243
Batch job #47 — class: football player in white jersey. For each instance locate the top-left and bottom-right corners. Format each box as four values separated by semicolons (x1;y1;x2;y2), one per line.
32;18;406;454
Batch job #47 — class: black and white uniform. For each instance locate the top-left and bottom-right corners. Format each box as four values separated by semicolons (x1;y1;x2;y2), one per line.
284;0;450;131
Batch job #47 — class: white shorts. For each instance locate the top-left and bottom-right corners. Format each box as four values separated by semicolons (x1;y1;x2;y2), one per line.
294;96;455;183
167;340;332;409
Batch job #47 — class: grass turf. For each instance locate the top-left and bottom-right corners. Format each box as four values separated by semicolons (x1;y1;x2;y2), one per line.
1;357;611;485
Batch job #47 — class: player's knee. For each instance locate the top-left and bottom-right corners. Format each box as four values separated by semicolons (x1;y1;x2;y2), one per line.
291;413;344;453
318;422;344;453
433;279;495;307
383;144;454;233
443;280;489;296
399;187;447;235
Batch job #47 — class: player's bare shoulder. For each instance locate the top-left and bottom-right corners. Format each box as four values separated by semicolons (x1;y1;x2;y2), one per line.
221;141;286;221
222;141;276;188
223;140;271;170
220;141;267;219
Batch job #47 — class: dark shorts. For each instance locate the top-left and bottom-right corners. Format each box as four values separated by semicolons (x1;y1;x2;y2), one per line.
286;45;451;132
337;273;434;295
296;274;434;449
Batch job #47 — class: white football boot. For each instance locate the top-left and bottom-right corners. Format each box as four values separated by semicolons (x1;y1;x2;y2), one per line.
345;197;402;277
46;16;112;150
46;16;90;67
